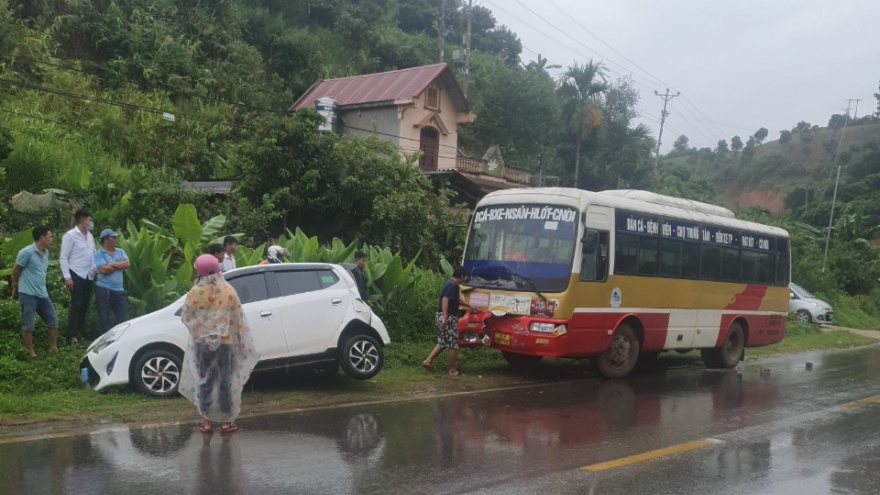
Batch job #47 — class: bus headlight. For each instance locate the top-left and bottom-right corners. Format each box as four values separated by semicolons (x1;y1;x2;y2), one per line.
530;322;556;333
552;325;568;338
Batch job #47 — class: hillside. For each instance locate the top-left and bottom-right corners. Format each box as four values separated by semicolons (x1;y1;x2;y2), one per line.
661;123;880;214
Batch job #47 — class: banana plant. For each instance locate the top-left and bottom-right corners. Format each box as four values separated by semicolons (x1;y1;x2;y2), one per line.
118;220;180;312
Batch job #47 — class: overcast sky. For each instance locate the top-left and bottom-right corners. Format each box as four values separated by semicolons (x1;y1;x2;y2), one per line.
484;0;879;152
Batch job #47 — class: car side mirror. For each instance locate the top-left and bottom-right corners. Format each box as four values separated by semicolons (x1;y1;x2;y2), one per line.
789;292;795;299
582;230;599;254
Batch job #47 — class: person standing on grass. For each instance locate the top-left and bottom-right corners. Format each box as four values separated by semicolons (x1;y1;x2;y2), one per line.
11;226;59;359
221;236;238;273
179;254;259;436
422;266;468;377
94;229;130;336
60;209;96;346
208;243;226;265
350;250;371;306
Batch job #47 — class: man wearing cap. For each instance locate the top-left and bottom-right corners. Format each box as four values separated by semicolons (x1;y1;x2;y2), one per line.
94;229;130;336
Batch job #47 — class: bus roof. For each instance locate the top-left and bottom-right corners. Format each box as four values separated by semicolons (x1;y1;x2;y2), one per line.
476;188;789;238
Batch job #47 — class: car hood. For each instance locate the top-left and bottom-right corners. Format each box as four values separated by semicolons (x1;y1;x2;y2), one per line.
802;297;832;311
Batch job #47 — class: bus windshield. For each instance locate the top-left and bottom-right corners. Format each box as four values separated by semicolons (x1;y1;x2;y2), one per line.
463;203;579;292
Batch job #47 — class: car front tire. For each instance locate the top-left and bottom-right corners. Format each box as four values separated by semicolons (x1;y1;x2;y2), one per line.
340;334;384;380
795;310;812;324
132;349;182;397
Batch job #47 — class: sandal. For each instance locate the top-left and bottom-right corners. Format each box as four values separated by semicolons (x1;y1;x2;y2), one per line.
199;422;214;434
220;423;239;435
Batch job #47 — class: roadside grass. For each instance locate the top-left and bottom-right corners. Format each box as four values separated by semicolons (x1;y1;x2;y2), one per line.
0;325;876;430
827;293;880;330
745;321;876;356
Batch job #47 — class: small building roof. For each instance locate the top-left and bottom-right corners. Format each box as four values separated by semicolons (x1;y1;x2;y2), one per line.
289;63;470;113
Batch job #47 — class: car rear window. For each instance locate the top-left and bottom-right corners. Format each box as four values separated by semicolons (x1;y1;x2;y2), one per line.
276;270;322;296
317;270;339;289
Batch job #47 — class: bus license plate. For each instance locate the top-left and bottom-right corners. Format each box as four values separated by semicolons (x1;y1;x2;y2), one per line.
494;333;510;346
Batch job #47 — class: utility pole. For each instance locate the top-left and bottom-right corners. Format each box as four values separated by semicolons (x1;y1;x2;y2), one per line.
850;98;862;119
822;99;855;272
462;0;472;97
653;88;680;168
439;0;446;62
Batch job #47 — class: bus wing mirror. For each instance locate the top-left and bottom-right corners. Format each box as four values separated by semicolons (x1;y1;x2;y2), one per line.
582;230;599;254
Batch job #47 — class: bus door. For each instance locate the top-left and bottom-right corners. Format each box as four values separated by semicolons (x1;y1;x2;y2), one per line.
572;205;611;354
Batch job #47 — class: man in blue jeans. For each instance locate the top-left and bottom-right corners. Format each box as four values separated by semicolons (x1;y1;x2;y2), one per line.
94;229;130;336
11;226;58;359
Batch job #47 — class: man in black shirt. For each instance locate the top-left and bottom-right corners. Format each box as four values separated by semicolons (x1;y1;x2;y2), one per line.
351;251;371;306
422;266;468;376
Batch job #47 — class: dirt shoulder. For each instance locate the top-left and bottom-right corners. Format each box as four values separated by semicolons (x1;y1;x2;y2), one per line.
819;325;880;340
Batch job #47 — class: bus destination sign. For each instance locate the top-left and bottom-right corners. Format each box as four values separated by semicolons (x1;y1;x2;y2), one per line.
617;211;772;251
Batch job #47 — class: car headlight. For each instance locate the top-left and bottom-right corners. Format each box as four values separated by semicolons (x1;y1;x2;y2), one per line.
89;323;131;354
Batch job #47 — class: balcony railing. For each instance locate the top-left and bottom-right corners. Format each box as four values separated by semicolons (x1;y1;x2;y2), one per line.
454;156;532;186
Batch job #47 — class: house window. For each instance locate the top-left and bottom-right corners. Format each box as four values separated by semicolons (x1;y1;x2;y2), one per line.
425;85;440;111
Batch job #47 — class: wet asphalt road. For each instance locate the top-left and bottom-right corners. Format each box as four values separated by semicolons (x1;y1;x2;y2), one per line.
4;345;880;494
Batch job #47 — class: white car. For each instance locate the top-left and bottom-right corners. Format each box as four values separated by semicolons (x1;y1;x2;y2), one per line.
789;282;833;324
81;263;391;397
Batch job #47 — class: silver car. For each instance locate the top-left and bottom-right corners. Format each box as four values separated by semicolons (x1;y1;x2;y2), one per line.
789;283;833;324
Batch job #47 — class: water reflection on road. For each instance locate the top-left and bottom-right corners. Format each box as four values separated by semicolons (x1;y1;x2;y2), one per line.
4;346;880;494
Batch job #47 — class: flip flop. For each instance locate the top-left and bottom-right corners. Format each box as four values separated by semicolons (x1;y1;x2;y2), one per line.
448;370;460;377
220;423;239;435
421;361;435;372
199;423;214;434
27;354;38;361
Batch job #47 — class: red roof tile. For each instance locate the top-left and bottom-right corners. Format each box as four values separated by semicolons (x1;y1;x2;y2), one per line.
290;63;469;113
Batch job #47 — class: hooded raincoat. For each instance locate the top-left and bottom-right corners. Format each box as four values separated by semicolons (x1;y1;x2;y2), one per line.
179;273;259;423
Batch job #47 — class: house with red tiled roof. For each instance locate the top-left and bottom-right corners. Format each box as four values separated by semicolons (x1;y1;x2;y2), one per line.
290;63;475;172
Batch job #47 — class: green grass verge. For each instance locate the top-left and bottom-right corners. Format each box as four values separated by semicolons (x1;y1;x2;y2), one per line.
0;326;876;431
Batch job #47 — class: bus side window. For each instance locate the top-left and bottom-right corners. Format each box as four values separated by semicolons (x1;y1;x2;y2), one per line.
581;231;609;282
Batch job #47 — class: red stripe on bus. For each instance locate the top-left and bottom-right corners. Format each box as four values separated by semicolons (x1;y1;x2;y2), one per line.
724;284;768;311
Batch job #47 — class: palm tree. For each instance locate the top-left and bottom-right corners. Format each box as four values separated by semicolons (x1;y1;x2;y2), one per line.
524;53;561;74
558;61;609;188
597;121;654;189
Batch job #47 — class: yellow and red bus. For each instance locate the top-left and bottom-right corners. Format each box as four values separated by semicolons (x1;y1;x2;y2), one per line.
457;188;790;378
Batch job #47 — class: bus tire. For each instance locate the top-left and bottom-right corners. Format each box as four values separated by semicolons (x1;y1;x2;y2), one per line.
701;322;745;369
502;351;543;368
596;324;640;379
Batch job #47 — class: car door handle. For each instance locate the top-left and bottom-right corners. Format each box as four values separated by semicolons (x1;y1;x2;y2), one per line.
260;310;273;319
331;298;343;305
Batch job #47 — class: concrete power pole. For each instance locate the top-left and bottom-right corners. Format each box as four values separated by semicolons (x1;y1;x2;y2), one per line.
653;88;680;168
439;0;445;62
822;99;855;272
462;0;472;97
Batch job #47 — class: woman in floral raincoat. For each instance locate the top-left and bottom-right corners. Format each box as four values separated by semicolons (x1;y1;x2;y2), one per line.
179;254;259;435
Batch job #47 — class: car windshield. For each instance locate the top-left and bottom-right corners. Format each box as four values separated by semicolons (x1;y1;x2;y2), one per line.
791;283;815;299
463;203;578;292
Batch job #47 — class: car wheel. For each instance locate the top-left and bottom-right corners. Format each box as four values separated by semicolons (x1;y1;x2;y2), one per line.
596;323;640;379
340;334;383;380
133;349;182;397
795;310;812;324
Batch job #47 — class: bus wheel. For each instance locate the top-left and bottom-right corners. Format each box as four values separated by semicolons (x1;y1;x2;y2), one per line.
701;322;745;369
596;324;640;379
502;351;543;368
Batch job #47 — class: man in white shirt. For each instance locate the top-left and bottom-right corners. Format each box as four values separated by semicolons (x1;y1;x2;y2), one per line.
221;236;238;273
60;209;97;345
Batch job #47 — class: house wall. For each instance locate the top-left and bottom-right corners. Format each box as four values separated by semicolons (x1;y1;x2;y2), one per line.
399;88;466;171
339;86;471;171
341;108;401;146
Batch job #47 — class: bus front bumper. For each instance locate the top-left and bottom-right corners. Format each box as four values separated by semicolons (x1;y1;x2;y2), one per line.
457;310;569;354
